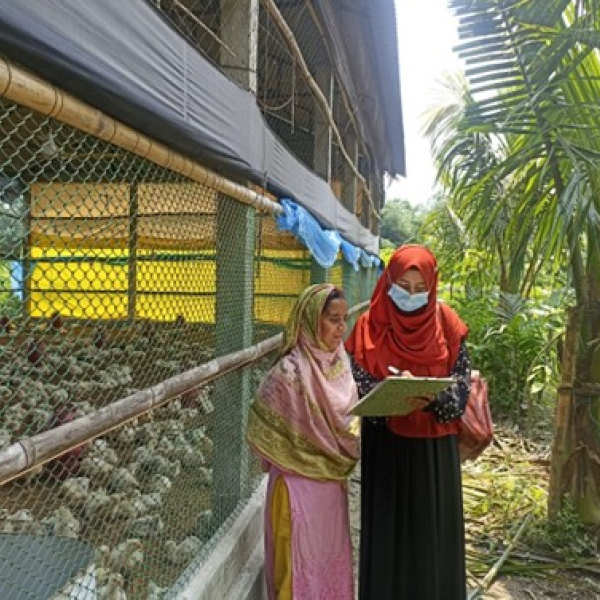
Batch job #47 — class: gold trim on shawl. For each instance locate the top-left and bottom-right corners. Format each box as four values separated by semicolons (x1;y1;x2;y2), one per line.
303;347;348;381
246;401;357;481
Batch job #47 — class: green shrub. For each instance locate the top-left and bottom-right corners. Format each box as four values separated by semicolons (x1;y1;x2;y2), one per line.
525;496;597;560
444;287;565;421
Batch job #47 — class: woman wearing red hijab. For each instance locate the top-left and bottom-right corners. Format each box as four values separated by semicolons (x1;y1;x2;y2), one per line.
345;244;471;600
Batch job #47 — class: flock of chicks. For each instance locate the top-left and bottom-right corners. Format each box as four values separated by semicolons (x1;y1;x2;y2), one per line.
0;313;216;446
0;316;240;599
1;396;216;599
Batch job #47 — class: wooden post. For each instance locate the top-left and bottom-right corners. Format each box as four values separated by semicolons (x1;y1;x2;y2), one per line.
371;172;383;237
127;183;139;321
22;188;32;319
313;67;333;181
342;130;358;214
220;0;259;93
372;185;381;237
363;179;372;230
212;194;256;520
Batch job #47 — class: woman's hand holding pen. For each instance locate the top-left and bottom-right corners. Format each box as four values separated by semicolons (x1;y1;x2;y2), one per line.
389;366;434;410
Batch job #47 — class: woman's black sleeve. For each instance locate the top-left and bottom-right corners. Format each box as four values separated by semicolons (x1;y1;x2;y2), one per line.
426;340;472;423
349;356;386;426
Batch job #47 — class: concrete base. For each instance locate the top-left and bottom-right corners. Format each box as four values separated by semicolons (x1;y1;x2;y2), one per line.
176;478;267;600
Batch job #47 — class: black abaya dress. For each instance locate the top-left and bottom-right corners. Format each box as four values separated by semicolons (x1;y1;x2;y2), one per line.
352;342;471;600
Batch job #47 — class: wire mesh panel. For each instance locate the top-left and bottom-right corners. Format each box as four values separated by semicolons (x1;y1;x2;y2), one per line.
0;95;286;599
0;3;385;593
0;91;376;599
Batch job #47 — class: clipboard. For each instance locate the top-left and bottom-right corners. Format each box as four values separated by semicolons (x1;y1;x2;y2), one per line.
350;376;455;417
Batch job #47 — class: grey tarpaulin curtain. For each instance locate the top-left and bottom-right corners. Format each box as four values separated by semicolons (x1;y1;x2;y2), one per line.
0;0;380;253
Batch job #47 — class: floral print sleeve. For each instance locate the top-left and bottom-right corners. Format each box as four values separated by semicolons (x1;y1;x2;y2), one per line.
349;356;380;398
425;340;471;423
349;356;387;425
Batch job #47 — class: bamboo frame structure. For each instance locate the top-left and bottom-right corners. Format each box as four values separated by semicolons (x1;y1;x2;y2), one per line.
304;0;376;201
0;57;282;217
262;0;380;222
0;301;369;485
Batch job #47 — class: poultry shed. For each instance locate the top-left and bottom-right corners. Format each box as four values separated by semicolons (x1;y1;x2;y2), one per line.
0;0;402;597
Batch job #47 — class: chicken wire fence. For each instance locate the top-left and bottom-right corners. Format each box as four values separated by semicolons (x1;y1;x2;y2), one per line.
148;0;384;230
0;94;378;599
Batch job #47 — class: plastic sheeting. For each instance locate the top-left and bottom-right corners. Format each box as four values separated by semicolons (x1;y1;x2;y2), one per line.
0;0;381;253
340;240;362;272
277;199;379;270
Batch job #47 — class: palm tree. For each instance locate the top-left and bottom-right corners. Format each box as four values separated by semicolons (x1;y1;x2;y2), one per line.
438;0;600;523
423;72;532;295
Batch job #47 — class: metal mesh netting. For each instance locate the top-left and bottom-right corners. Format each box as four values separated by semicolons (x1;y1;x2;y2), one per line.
147;0;384;222
0;94;377;598
0;2;385;596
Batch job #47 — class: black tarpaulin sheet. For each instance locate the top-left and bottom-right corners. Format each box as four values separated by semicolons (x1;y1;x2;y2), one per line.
0;0;379;253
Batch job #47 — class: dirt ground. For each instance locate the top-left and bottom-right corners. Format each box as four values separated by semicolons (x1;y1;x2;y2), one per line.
347;461;600;600
485;573;600;599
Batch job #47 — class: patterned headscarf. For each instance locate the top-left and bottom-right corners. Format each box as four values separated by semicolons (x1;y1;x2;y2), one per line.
279;283;334;355
246;284;359;481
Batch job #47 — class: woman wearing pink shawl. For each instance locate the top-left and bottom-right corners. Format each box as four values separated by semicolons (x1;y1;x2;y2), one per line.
246;283;360;600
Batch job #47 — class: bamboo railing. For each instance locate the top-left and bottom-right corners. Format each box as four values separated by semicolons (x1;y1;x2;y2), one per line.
0;335;281;485
0;56;282;216
0;301;369;485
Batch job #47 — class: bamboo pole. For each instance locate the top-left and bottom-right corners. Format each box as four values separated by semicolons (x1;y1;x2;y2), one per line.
0;334;281;486
0;300;369;486
548;307;581;515
261;0;380;222
22;188;33;318
467;514;533;600
0;57;282;217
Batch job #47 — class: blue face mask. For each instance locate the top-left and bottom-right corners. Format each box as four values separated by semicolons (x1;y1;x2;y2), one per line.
388;284;429;313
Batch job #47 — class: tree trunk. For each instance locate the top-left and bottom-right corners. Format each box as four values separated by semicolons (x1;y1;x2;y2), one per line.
548;305;600;525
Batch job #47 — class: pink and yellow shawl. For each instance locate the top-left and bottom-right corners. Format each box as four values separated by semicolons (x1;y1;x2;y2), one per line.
246;284;359;481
